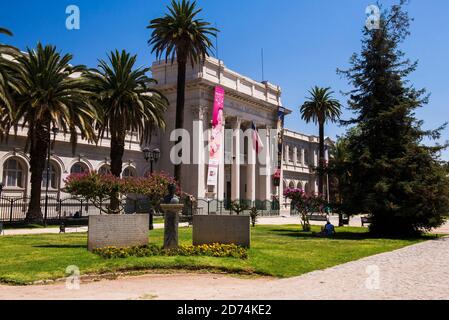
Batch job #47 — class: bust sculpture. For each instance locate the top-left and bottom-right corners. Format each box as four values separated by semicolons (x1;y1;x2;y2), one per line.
163;183;180;204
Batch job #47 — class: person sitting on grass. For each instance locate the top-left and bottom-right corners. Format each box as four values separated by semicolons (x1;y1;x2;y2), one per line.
324;221;336;237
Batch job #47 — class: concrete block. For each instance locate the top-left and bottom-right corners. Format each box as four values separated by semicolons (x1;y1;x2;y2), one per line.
193;215;250;247
88;214;149;251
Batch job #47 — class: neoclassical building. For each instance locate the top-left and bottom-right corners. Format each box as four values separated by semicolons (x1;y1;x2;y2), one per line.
0;56;330;215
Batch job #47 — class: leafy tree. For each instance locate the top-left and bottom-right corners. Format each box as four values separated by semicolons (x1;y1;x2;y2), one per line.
147;0;217;184
8;44;98;223
300;86;342;195
85;50;167;213
337;1;449;236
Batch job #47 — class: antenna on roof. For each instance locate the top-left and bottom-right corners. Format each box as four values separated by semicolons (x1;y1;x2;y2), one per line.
261;48;265;82
215;22;219;60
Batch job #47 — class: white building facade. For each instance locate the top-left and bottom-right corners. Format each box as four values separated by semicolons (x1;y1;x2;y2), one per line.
0;56;330;218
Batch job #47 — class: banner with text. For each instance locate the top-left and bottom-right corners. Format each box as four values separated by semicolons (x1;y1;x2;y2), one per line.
207;86;225;187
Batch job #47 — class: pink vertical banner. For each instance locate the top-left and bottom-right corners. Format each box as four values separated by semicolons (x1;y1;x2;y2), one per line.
207;86;225;187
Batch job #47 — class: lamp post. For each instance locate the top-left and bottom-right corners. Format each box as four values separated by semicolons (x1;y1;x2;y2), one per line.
143;147;161;174
44;126;59;226
142;147;161;230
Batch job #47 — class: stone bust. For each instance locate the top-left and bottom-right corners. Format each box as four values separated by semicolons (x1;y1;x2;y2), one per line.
163;183;180;204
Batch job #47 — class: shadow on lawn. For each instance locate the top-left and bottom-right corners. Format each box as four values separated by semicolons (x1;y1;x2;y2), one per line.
266;228;430;241
33;245;87;249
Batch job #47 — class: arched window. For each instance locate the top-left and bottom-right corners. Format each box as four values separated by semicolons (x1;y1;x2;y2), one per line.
42;162;59;189
70;162;88;174
288;181;295;189
297;181;303;190
305;182;311;194
122;167;136;178
3;158;25;188
98;165;111;175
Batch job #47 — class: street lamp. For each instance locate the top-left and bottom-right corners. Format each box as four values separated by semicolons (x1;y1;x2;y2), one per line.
44;126;59;226
143;147;161;174
142;147;161;230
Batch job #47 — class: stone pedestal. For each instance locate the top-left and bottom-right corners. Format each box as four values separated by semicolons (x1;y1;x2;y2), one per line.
160;204;184;249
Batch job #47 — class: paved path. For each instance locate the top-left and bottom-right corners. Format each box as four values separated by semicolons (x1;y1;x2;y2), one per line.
1;236;448;300
1;223;189;236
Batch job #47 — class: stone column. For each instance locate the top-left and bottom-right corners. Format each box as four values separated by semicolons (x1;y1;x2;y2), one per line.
231;118;241;201
247;122;256;203
301;148;305;166
262;126;272;201
285;145;290;163
293;146;298;165
195;107;206;199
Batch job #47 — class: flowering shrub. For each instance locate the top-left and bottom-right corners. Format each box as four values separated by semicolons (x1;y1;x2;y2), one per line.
64;171;180;214
128;172;181;210
284;188;328;231
93;243;248;260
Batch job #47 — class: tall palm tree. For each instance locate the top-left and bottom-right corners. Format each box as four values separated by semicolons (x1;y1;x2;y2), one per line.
147;0;217;184
85;50;167;213
8;43;98;223
300;86;342;196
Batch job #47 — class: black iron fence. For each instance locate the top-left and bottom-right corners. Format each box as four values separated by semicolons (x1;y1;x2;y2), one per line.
0;196;281;223
0;196;155;222
194;199;280;216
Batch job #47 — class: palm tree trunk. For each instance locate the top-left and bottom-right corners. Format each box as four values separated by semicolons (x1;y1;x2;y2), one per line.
318;121;325;196
26;125;49;224
174;57;187;184
109;125;125;214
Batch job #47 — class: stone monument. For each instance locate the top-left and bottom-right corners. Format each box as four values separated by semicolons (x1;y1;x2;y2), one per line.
160;183;184;249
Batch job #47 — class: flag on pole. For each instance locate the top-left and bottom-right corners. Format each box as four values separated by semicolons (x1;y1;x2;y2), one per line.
251;122;264;154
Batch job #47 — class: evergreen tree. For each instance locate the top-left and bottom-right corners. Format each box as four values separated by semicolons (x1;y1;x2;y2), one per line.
338;1;449;236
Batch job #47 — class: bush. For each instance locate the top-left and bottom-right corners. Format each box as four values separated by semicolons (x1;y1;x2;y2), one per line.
249;207;259;227
64;171;180;214
93;243;248;260
284;188;328;231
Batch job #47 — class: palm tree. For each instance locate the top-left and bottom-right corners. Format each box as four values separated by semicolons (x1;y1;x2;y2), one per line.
147;0;217;184
0;27;20;125
8;43;98;223
300;86;342;196
85;50;167;213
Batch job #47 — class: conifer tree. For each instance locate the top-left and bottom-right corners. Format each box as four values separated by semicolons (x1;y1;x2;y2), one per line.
338;1;449;236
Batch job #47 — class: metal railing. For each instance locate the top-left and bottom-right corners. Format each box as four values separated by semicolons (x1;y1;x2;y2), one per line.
194;199;280;216
0;196;282;222
0;196;155;222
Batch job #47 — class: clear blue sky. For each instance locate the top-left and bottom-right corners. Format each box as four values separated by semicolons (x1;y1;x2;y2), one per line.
1;0;448;160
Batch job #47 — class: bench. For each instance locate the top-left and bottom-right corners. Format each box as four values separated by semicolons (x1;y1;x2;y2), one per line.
307;215;329;222
59;219;87;233
361;216;372;227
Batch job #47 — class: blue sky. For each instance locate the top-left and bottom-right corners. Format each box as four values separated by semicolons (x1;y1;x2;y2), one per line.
1;0;448;160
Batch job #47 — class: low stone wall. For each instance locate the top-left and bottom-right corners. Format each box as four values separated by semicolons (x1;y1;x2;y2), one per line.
88;214;149;251
193;215;250;247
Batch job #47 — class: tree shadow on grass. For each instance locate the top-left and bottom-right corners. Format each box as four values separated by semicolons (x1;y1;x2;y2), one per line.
266;228;428;241
33;245;87;249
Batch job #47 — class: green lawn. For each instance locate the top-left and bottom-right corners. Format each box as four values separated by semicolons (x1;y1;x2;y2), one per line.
0;225;432;285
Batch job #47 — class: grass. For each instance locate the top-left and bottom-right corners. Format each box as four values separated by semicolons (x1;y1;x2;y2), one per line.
0;225;434;285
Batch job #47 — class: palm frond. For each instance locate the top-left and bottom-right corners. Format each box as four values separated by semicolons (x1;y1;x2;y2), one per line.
147;0;218;66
